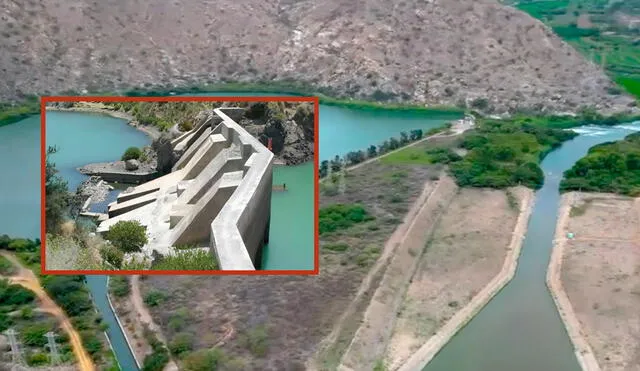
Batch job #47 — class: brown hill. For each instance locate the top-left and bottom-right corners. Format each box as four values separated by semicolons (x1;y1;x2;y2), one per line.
0;0;636;114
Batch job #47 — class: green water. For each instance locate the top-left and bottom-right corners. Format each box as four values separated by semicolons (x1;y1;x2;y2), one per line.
262;162;315;270
423;123;640;371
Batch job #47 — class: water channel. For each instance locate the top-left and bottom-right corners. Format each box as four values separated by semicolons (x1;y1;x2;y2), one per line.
423;123;640;371
0;97;453;370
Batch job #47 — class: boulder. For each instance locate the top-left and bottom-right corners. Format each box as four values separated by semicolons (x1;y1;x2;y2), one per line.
125;159;140;171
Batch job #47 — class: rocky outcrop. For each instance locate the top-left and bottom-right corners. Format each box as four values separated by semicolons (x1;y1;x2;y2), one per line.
152;134;178;175
237;103;314;165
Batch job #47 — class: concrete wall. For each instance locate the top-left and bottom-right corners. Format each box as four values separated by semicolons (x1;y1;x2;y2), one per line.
98;108;274;270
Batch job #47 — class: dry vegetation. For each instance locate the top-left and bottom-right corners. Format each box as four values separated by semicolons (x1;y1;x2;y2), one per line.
561;194;640;371
0;0;635;114
136;157;442;370
384;186;530;369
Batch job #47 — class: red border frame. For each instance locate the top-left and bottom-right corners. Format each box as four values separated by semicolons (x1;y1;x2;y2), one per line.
40;95;320;276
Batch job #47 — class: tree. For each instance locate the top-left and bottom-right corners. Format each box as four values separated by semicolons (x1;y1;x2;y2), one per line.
46;146;70;233
330;155;342;173
400;131;409;144
319;160;329;178
105;221;148;253
410;129;423;141
346;151;365;165
367;145;377;158
388;137;400;150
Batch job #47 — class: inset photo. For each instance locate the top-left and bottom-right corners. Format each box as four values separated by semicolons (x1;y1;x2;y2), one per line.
41;96;318;274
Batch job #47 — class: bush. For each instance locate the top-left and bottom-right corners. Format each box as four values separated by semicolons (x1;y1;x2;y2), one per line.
144;290;166;307
182;348;226;371
319;204;374;235
121;147;142;161
81;331;104;356
169;332;194;356
105;221;148;253
142;347;170;371
241;325;269;357
150;249;218;270
101;245;124;268
27;352;49;366
22;323;51;347
109;276;130;298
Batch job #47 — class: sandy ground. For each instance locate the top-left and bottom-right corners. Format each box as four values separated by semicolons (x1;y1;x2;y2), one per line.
338;175;459;370
551;193;640;371
386;187;533;370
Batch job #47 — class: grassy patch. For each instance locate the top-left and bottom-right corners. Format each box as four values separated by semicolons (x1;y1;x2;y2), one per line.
319;204;375;235
150;249;218;270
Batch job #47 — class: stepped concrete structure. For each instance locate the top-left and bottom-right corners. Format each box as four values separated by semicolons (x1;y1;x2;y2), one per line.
97;108;274;270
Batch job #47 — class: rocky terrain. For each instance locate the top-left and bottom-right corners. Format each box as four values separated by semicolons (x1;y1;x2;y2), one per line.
1;0;636;114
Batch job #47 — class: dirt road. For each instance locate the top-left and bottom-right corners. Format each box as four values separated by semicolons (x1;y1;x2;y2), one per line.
0;252;96;371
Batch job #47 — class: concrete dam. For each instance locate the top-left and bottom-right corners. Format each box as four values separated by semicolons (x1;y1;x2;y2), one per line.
97;107;274;270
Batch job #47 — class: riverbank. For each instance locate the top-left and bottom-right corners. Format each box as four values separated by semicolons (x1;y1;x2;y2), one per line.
395;187;533;371
548;193;640;371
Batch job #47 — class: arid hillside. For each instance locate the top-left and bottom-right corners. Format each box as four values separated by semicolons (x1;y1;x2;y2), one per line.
1;0;636;114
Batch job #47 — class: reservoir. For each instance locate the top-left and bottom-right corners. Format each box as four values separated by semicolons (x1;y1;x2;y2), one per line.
423;122;640;371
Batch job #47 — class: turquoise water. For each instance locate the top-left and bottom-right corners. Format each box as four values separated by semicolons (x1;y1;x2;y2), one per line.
423;123;640;371
0;116;41;238
262;162;315;270
182;92;459;160
46;111;150;190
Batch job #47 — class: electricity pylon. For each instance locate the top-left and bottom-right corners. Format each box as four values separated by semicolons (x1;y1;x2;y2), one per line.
5;328;25;365
44;331;62;365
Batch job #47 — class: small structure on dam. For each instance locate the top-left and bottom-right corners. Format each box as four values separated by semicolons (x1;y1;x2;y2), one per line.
96;108;274;270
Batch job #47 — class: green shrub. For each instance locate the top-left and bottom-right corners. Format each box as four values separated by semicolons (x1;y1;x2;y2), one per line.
105;221;148;253
121;147;142;161
101;245;124;268
319;204;374;235
182;348;226;371
81;331;104;356
142;346;170;371
109;276;130;298
27;352;49;366
150;249;218;270
0;256;14;275
169;332;194;356
143;290;166;307
324;243;349;252
240;325;268;357
22;323;51;347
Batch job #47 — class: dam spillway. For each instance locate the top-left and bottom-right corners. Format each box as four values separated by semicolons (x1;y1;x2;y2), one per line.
97;107;274;270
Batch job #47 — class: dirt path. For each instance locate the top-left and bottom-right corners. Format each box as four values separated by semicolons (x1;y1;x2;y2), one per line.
338;176;459;371
130;275;179;371
0;252;96;371
545;193;601;371
309;176;440;370
397;188;534;371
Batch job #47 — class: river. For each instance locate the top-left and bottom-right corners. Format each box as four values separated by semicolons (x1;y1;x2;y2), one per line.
423;123;640;371
0;98;452;370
